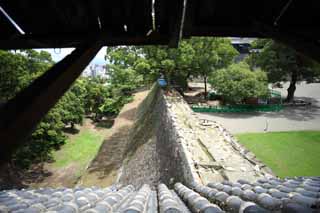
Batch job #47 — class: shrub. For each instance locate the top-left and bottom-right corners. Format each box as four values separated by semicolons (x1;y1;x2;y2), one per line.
209;62;269;104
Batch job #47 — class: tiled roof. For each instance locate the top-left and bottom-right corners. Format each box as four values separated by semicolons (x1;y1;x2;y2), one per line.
0;177;319;212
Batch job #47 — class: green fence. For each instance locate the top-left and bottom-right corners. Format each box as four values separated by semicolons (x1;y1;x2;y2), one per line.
270;89;281;97
191;104;283;113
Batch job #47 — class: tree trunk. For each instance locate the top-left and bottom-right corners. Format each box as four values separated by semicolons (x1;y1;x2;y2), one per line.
286;69;298;102
204;76;208;100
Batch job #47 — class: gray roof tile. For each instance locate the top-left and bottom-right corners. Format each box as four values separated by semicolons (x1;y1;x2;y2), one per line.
1;176;320;212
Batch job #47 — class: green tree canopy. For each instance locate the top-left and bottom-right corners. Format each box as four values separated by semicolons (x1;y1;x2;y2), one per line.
246;39;320;102
189;37;238;98
0;50;84;167
134;37;238;96
1;47;144;168
209;62;269;103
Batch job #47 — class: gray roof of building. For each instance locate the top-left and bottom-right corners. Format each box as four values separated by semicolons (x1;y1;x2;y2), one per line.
0;176;319;212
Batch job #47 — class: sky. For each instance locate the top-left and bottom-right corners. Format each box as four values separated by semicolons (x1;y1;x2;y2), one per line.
37;47;107;65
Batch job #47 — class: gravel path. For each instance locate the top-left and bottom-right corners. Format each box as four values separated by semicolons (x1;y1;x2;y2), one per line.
197;82;320;134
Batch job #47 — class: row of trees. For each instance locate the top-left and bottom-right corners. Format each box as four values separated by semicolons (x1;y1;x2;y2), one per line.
105;38;320;104
107;37;238;99
2;37;319;167
0;49;140;168
201;39;320;104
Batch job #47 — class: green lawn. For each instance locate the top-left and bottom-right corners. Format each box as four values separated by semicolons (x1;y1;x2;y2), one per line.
52;129;104;169
236;131;320;178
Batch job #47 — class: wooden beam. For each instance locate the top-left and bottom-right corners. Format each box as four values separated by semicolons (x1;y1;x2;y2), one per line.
187;26;263;38
254;21;320;63
168;0;187;47
276;37;320;63
182;0;195;38
0;38;103;164
0;33;169;50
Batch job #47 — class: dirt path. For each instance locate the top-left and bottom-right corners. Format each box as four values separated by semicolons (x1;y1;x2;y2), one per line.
79;89;149;187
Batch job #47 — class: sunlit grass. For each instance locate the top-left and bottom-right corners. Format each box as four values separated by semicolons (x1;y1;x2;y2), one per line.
236;131;320;178
52;129;104;169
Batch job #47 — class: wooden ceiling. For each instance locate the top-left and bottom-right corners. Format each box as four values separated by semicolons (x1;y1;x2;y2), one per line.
0;0;319;50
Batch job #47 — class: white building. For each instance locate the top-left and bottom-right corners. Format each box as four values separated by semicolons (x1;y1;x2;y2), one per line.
82;64;107;78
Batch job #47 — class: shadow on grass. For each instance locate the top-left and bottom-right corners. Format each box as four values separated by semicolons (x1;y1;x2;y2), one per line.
63;127;80;134
86;125;131;179
95;119;115;129
0;163;53;190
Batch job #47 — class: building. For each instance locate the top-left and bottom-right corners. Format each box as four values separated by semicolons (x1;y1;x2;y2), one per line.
82;64;107;78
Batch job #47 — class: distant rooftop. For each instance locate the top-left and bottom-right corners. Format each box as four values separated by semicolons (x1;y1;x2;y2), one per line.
230;37;256;44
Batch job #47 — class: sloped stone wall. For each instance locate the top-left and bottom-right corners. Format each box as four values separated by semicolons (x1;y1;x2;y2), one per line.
160;90;273;184
118;85;196;188
157;91;198;187
117;85;161;188
118;85;273;188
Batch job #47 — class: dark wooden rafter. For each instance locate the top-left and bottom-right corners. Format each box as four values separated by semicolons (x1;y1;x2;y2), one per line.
182;0;195;38
1;0;320;51
0;33;170;50
274;36;320;64
168;0;187;47
187;27;263;38
253;21;320;63
0;38;103;163
0;6;21;37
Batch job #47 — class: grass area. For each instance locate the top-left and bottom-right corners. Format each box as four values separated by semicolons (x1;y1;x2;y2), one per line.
236;131;320;178
52;128;104;169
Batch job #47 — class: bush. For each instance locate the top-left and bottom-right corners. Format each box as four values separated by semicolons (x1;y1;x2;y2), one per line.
12;107;66;168
209;62;269;104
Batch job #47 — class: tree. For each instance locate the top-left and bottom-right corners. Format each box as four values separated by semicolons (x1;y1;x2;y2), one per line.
0;50;29;102
209;62;269;104
83;77;109;120
14;105;66;167
58;90;84;129
134;58;151;84
189;37;238;99
106;46;144;90
1;48;142;168
0;50;69;168
247;39;320;102
0;50;86;168
135;38;237;96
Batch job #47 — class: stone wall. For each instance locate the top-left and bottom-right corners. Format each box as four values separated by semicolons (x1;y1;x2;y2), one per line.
118;85;196;188
157;90;198;187
117;85;161;188
160;90;274;184
118;85;273;188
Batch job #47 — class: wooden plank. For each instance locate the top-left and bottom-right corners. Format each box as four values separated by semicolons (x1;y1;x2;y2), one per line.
254;21;320;63
0;33;170;49
168;0;187;47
